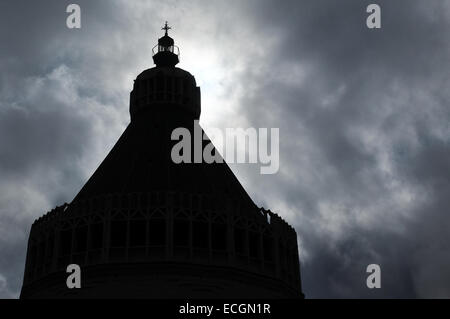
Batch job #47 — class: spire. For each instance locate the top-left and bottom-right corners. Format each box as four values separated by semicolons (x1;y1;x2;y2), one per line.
162;21;171;35
152;21;180;67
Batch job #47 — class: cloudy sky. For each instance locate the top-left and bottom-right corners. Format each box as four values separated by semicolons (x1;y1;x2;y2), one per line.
1;0;450;298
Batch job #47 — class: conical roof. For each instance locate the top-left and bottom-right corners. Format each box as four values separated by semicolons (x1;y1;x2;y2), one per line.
72;109;256;211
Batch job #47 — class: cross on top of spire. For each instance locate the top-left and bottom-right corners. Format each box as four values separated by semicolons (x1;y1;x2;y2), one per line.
162;21;171;35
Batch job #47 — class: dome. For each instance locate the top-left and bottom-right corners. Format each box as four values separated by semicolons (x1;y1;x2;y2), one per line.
158;34;174;47
130;66;201;120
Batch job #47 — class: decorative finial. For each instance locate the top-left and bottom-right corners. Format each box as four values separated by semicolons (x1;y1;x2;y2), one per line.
162;21;171;35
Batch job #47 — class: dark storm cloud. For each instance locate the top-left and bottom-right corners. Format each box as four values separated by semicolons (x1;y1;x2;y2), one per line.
223;0;450;297
0;0;131;297
1;0;449;298
0;0;193;298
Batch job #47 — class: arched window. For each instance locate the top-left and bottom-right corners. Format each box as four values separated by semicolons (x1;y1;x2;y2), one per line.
130;219;146;247
60;229;72;256
174;219;189;247
89;222;103;250
193;221;208;249
74;225;88;253
110;220;127;247
149;219;166;246
211;223;227;251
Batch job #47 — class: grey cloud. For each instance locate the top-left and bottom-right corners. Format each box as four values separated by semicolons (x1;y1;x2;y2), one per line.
1;0;450;298
225;0;450;298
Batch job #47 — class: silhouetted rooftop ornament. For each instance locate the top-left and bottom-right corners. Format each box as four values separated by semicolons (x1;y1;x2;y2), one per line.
152;21;179;67
162;21;171;35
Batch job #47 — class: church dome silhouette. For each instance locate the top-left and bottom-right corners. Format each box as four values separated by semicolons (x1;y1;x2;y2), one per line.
20;23;304;299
